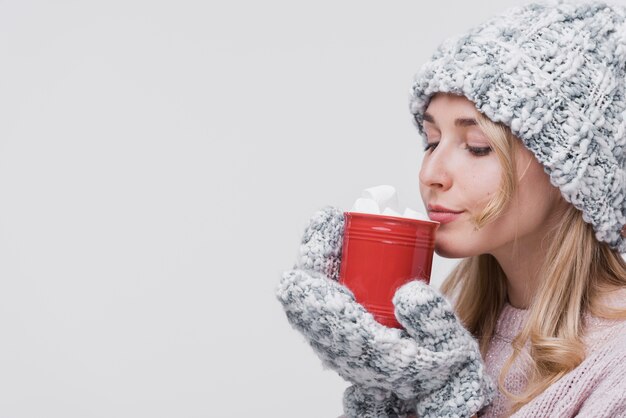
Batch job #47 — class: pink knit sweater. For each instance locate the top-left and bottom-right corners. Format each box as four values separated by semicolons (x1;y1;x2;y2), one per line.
480;289;626;417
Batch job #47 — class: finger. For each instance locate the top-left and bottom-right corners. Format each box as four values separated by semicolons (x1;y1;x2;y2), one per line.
294;206;344;281
392;280;470;352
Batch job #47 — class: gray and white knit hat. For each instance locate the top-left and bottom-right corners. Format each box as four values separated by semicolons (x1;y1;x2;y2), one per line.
409;0;626;253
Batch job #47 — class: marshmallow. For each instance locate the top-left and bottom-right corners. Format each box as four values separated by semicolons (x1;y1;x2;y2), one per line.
403;207;429;221
350;197;380;215
362;185;400;214
382;207;403;217
350;185;430;221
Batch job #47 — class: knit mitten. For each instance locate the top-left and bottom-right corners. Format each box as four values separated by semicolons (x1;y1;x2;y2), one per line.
393;281;496;418
276;206;495;417
343;385;416;418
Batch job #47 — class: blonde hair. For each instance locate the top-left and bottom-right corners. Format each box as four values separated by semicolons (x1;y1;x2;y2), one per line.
439;111;626;415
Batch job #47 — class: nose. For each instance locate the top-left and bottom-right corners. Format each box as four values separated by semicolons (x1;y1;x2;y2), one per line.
419;143;453;191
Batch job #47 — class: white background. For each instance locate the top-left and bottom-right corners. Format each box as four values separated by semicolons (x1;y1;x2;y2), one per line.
1;1;622;417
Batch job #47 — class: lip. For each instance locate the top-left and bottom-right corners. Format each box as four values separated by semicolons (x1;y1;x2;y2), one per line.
427;204;463;213
427;211;463;223
427;204;464;224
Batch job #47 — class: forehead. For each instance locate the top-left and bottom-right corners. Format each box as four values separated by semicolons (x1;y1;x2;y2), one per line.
425;92;480;116
423;93;482;127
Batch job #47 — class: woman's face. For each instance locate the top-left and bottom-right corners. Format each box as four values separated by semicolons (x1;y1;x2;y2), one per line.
418;92;565;258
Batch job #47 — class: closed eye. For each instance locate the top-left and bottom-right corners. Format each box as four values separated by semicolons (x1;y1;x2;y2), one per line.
423;142;437;152
466;145;492;156
423;142;492;157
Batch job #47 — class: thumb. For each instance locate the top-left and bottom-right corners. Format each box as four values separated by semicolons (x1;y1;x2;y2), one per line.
392;280;469;352
294;206;344;281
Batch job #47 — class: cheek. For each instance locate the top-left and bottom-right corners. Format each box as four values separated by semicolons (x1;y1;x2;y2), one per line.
512;166;557;225
431;161;503;257
462;160;503;211
480;160;556;241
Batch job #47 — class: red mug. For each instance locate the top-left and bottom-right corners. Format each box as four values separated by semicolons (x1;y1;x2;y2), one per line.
339;212;439;329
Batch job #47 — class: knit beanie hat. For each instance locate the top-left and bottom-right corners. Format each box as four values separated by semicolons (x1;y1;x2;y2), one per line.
409;0;626;253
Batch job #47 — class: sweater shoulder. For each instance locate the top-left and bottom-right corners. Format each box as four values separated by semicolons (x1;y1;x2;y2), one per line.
575;335;626;417
583;287;626;354
510;323;626;417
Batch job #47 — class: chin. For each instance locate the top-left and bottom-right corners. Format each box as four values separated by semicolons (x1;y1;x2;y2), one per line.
434;242;473;259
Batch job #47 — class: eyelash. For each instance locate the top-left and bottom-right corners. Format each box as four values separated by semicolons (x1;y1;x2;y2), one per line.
423;142;492;157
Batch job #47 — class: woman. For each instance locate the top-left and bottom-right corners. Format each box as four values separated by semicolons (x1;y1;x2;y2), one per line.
277;1;626;416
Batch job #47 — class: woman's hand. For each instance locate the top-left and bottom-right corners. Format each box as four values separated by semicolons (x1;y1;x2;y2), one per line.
276;206;495;417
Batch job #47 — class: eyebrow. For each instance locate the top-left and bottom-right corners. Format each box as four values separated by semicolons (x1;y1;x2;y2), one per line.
422;112;478;127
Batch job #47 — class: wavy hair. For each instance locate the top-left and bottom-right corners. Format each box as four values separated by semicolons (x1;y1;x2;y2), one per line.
439;110;626;415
